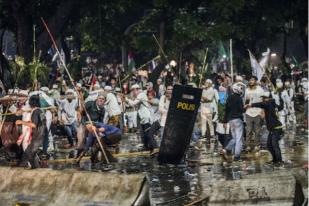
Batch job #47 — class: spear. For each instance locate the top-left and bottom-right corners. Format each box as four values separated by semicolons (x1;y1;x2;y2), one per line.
41;17;111;164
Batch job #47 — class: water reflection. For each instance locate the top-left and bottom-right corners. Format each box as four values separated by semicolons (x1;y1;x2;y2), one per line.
0;127;307;205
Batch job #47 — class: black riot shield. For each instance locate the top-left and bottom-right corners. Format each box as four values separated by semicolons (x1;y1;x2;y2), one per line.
158;85;202;164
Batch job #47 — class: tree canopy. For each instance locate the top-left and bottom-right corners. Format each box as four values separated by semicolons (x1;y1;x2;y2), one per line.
0;0;307;87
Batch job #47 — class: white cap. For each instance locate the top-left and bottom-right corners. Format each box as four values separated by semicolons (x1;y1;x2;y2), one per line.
205;79;212;84
235;75;243;82
40;87;49;93
66;89;75;94
115;87;121;92
104;85;112;91
76;83;82;88
276;78;282;83
52;84;58;89
131;84;140;90
232;83;243;95
301;78;308;82
146;82;153;88
19;90;29;97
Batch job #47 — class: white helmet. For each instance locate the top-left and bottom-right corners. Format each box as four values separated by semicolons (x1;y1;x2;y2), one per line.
232;83;243;95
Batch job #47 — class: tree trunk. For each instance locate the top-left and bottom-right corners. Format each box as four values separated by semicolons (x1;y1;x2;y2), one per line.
37;0;80;61
10;0;33;63
281;30;290;71
0;29;12;90
61;36;71;63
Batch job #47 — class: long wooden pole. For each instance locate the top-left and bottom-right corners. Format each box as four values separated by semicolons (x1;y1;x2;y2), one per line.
41;17;111;163
152;34;168;62
198;48;208;88
230;39;234;83
120;55;160;83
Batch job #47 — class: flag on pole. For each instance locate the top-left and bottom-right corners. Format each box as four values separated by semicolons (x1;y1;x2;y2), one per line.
128;51;136;71
259;48;270;71
248;50;264;81
148;59;158;73
292;56;299;67
218;41;228;60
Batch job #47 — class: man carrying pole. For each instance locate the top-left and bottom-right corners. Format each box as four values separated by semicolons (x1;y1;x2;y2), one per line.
41;18;112;164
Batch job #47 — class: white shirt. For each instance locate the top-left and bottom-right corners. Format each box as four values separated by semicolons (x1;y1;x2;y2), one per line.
159;95;170;127
149;98;160;122
105;92;122;117
127;92;152;124
245;86;264;117
58;99;79;125
158;84;166;97
271;90;291;115
201;87;219;115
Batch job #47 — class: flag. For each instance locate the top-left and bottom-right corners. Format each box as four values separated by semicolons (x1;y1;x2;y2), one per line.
248;50;264;81
259;48;270;71
128;51;136;71
148;59;158;73
218;41;228;60
292;56;299;67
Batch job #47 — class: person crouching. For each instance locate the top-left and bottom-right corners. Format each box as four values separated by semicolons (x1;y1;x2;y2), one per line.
80;123;121;163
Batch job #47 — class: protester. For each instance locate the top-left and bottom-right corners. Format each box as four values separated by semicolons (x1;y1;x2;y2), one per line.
16;95;46;169
244;76;264;151
83;122;121;162
159;85;173;137
200;79;218;144
284;80;296;127
222;83;245;161
271;79;292;129
125;84;157;151
57;89;80;148
245;92;284;166
103;85;122;127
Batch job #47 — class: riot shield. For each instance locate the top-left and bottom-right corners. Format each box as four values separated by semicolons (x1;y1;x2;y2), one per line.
158;85;202;164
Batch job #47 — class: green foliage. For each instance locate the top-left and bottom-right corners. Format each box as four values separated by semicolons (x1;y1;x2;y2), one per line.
68;55;84;80
12;58;50;89
0;0;307;77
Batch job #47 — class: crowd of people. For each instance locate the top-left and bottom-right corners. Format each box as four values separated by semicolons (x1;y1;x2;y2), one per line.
0;59;308;169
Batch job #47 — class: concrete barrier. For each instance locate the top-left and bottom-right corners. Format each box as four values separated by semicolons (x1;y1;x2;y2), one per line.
209;171;304;206
0;167;146;206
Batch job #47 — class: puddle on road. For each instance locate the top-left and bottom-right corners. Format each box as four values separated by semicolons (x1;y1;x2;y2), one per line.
0;127;307;205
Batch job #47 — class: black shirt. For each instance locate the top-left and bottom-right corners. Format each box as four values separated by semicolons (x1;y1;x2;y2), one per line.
83;101;105;123
31;108;46;140
251;99;282;131
224;93;244;123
